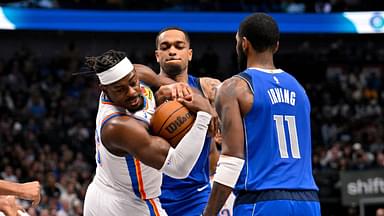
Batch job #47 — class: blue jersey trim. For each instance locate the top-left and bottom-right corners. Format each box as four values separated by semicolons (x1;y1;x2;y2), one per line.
243;119;249;191
235;72;254;94
125;156;141;198
145;200;157;216
188;75;203;93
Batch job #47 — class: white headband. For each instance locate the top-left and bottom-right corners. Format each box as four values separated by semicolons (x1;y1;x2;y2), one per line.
97;57;134;85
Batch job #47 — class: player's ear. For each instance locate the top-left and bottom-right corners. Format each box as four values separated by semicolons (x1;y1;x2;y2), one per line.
155;50;160;63
242;37;250;52
188;48;192;61
273;41;279;54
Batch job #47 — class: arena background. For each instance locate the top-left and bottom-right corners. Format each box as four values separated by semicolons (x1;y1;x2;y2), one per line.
0;1;383;215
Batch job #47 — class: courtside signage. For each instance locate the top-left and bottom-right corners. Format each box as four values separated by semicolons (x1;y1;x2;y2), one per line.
340;170;384;206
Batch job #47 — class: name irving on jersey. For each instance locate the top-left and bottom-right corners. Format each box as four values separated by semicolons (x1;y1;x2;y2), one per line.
267;88;296;106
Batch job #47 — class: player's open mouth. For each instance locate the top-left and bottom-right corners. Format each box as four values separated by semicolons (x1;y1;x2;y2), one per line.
128;96;140;106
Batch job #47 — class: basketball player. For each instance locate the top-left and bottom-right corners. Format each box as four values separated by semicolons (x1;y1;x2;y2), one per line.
82;50;213;216
204;13;321;216
155;27;221;216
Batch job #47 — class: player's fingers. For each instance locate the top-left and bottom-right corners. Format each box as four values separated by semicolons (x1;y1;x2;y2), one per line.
31;198;38;207
177;96;185;101
33;194;41;207
183;86;192;96
171;87;177;99
177;87;184;98
177;94;192;104
183;94;193;101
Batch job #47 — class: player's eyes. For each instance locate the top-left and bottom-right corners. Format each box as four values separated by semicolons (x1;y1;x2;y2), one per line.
175;43;185;49
160;44;170;50
129;82;137;87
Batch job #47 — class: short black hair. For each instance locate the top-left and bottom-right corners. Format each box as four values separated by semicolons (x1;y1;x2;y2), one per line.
155;27;191;48
85;49;126;74
238;13;279;52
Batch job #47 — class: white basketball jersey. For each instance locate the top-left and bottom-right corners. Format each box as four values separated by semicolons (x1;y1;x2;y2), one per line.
91;84;165;215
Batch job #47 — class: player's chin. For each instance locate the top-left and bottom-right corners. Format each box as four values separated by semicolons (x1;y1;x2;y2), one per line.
164;64;183;76
127;104;142;113
126;97;144;112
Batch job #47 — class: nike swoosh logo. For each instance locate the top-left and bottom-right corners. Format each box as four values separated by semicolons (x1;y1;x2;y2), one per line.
197;184;209;192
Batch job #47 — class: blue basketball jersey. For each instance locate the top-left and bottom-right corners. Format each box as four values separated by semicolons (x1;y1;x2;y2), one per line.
160;75;212;215
234;68;318;192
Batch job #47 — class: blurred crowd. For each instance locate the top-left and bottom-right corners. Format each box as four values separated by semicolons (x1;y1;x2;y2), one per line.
2;0;384;12
0;46;96;215
0;38;383;215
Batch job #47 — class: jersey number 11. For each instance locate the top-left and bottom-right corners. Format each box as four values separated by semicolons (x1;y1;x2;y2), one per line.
273;115;301;159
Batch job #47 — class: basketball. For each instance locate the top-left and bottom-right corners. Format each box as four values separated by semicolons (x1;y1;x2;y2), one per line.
151;100;195;147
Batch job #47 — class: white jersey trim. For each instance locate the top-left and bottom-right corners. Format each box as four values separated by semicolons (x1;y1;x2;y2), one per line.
248;67;284;74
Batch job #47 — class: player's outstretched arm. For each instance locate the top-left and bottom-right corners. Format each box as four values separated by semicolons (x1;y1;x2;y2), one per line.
155;83;192;105
204;77;251;216
134;64;176;89
101;93;212;178
0;180;41;207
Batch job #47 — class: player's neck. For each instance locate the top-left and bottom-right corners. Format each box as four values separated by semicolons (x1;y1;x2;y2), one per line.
247;50;276;70
159;70;189;83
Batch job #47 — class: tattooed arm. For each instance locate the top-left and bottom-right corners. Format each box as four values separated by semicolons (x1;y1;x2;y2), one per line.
199;77;221;168
199;77;221;105
203;76;253;216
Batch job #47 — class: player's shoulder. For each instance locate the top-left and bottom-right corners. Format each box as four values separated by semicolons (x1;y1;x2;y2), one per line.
101;115;149;152
199;77;221;86
220;76;249;93
199;77;222;102
103;115;146;137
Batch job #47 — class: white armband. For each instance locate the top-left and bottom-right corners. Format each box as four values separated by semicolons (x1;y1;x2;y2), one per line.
213;155;244;188
160;111;211;179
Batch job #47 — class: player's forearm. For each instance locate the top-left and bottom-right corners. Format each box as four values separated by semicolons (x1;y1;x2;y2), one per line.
209;142;219;176
134;64;176;88
134;64;161;89
160;111;211;178
0;180;21;196
203;182;233;216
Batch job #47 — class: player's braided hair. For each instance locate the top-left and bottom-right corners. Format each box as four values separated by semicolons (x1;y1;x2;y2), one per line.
84;49;126;74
